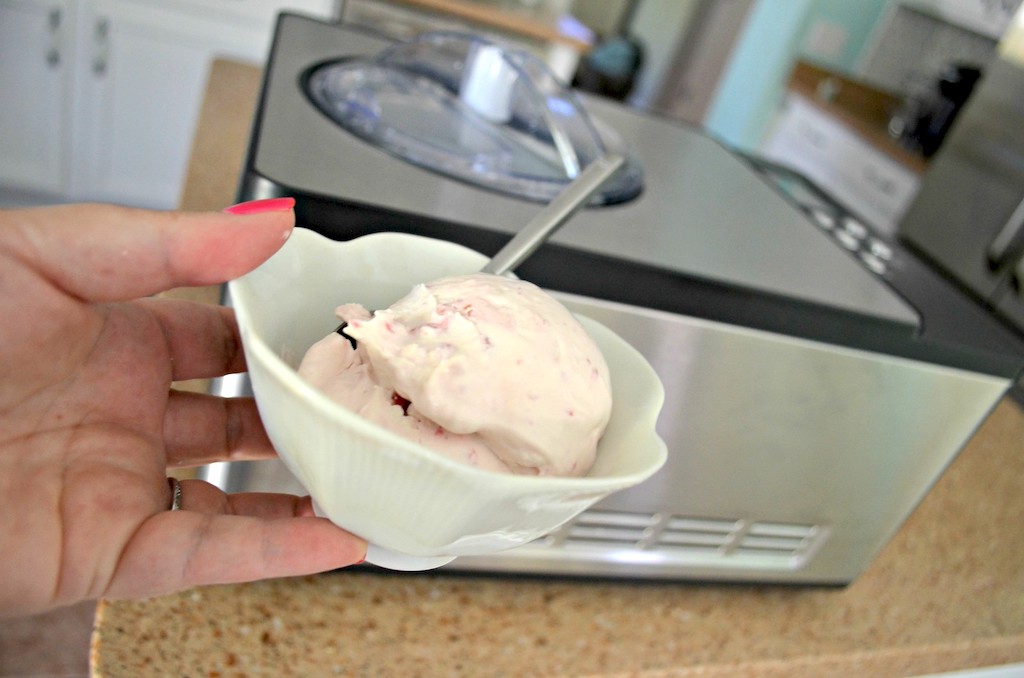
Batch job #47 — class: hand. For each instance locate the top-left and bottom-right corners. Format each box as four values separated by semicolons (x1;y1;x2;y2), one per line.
0;201;366;617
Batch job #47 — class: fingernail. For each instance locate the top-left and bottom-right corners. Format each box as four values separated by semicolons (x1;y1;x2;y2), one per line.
223;197;295;215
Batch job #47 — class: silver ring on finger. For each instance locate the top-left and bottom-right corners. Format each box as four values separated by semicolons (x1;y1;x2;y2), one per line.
167;477;183;511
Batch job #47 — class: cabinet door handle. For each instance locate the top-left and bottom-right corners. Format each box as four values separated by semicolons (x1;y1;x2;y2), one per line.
46;7;61;68
987;196;1024;271
92;17;110;76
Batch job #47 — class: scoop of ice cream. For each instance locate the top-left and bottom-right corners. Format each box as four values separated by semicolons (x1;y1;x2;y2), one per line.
297;273;612;476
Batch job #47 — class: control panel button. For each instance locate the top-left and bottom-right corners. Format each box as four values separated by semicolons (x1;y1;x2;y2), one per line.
860;251;888;275
835;229;861;251
868;238;893;261
808;207;836;230
842;216;868;240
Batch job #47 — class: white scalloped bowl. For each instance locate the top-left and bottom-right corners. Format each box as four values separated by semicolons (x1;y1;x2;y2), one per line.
228;229;667;570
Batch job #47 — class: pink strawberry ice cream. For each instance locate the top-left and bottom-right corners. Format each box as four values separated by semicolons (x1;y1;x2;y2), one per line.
297;273;612;476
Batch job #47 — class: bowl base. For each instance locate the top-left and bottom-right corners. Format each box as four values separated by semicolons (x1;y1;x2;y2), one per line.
365;544;457;571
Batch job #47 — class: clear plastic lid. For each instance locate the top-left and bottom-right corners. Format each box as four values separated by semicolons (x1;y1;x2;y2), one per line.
303;32;643;205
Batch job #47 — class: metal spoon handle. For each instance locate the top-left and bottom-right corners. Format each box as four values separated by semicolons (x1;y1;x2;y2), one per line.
480;153;625;276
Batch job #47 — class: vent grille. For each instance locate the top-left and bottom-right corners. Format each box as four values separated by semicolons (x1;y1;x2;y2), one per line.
534;509;829;571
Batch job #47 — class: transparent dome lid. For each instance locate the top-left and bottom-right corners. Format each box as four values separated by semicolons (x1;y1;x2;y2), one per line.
303;32;643;205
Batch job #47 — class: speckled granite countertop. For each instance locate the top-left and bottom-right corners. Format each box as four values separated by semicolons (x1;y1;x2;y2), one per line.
90;60;1024;677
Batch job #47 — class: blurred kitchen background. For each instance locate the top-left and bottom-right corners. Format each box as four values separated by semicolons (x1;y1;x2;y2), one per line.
2;0;1023;675
2;0;1022;233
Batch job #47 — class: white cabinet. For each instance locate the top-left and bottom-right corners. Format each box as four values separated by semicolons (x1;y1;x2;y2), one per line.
760;94;921;235
1;0;337;208
0;0;74;195
71;1;276;208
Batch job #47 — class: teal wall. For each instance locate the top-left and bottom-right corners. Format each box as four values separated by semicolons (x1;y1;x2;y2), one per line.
703;0;814;151
807;0;893;72
703;0;894;151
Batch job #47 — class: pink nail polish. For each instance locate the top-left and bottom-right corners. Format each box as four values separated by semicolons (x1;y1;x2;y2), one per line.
223;197;296;215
